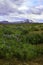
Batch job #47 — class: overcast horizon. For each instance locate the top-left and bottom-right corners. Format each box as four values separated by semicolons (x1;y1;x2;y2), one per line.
0;0;43;23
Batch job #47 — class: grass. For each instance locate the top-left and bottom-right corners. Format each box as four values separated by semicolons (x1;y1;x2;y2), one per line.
0;23;43;65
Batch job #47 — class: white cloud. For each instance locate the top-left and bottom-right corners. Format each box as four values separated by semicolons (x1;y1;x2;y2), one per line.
35;5;43;11
26;13;43;22
18;5;28;11
0;0;43;22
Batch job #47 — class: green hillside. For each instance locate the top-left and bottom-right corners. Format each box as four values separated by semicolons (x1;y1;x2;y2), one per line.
0;23;43;65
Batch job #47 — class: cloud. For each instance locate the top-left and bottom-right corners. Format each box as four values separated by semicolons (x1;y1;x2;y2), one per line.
0;0;43;22
0;0;19;15
26;13;43;23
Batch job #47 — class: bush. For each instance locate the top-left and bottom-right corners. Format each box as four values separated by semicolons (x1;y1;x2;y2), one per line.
0;24;43;61
31;26;39;31
26;33;43;44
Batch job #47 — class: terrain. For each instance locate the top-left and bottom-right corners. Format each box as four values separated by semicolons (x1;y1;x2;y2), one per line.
0;23;43;65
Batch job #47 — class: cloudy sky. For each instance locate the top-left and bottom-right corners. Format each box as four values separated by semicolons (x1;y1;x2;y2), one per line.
0;0;43;22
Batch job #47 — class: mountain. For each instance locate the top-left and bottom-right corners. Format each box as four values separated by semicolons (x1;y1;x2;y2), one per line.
0;19;34;24
0;21;8;24
24;19;33;23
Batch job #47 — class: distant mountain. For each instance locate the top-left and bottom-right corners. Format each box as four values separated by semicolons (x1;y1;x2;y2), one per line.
0;21;8;24
24;19;33;23
0;19;35;24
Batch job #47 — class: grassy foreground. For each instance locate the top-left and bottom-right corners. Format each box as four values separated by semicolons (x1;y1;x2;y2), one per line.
0;23;43;65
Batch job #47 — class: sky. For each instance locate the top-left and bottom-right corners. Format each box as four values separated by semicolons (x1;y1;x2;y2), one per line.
0;0;43;22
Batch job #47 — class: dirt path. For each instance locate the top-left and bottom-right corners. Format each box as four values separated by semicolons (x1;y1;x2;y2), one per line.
0;56;43;65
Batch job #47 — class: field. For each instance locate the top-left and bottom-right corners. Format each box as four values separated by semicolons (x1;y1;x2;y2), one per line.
0;23;43;65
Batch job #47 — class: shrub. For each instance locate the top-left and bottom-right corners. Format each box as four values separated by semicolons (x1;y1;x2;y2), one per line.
26;33;43;44
31;26;39;31
0;24;43;61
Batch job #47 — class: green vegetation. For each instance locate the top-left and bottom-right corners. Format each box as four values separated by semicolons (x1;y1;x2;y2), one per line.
0;23;43;65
